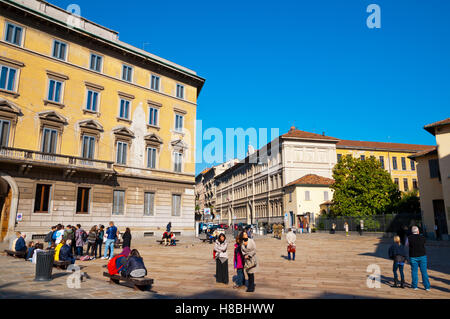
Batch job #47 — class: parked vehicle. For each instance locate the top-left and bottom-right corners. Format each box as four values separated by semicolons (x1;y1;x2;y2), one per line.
218;223;229;229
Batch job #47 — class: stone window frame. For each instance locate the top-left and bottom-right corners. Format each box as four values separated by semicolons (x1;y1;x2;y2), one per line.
0;99;22;147
32;181;55;215
83;82;104;116
144;133;163;170
112;189;126;216
0;56;25;97
37;111;68;155
75;185;93;215
112;126;135;166
3;20;26;47
44;70;69;108
171;192;182;217
78;120;104;160
147;100;162;129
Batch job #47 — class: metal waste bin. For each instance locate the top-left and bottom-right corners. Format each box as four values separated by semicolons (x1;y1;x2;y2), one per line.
35;250;55;281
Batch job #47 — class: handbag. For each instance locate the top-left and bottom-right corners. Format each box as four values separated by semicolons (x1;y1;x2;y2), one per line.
244;256;257;270
287;244;296;253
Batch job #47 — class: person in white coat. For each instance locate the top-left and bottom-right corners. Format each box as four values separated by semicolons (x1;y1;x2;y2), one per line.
286;228;296;261
214;233;229;285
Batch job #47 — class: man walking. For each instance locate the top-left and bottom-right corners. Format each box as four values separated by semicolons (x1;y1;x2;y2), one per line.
102;221;118;260
408;226;431;291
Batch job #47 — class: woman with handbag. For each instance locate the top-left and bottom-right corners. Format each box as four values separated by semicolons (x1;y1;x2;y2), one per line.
214;233;229;285
286;228;296;261
240;231;257;292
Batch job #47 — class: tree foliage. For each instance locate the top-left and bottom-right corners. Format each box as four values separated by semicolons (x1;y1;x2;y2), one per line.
330;155;401;217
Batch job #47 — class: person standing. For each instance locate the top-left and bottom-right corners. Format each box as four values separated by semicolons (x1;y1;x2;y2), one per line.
214;233;229;285
102;221;118;260
55;224;65;245
45;226;56;248
233;235;245;289
286;228;296;261
241;231;257;292
331;223;336;234
408;226;431;291
96;225;105;258
75;224;86;257
344;222;349;237
388;235;408;288
166;222;172;232
86;226;98;259
122;228;132;248
359;220;364;236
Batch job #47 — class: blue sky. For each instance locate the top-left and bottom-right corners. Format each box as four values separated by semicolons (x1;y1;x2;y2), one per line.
51;0;450;174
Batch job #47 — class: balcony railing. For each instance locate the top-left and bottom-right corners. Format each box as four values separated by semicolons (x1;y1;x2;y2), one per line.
0;146;114;171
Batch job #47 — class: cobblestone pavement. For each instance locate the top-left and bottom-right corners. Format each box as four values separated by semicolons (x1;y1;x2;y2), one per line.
0;233;449;299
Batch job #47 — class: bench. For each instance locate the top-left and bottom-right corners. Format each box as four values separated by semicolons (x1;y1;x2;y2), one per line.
103;272;153;291
114;240;123;248
156;239;179;245
4;249;26;258
53;260;71;269
199;238;213;243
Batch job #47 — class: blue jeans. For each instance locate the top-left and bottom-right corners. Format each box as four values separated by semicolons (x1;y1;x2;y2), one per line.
288;252;296;260
393;262;404;283
236;268;244;286
410;256;431;289
103;239;115;258
76;246;83;256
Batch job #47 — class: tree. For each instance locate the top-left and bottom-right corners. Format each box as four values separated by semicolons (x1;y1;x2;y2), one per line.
395;190;421;214
330;155;400;217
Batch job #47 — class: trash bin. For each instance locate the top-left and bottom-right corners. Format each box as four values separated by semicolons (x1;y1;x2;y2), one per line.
35;250;55;281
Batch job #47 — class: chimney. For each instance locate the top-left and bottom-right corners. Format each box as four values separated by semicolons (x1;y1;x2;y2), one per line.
289;126;296;133
322;131;325;136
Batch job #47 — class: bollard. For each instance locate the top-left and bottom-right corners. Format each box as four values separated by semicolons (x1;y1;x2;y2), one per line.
35;250;55;281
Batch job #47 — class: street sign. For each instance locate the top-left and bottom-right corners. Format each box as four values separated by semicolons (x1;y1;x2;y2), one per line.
16;213;23;222
204;208;211;215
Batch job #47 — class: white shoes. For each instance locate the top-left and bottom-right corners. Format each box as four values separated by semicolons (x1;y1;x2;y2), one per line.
100;257;107;260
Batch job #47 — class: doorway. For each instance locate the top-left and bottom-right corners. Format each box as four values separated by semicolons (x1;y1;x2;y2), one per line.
433;199;448;240
0;178;12;241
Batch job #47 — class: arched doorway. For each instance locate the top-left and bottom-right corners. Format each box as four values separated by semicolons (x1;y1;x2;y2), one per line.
0;172;19;242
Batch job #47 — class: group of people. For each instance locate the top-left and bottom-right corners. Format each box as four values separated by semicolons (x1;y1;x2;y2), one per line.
213;230;257;293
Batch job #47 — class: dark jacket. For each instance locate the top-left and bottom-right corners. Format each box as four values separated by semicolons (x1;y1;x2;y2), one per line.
97;230;104;244
408;234;426;257
121;256;147;278
59;244;73;261
15;237;26;252
122;232;131;248
388;243;408;262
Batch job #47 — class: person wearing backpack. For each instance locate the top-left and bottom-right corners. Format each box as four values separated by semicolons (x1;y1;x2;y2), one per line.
107;247;131;275
97;225;105;259
45;226;56;248
75;224;86;257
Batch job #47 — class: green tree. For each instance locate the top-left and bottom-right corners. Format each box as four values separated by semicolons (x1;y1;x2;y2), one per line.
395;190;421;214
330;155;400;217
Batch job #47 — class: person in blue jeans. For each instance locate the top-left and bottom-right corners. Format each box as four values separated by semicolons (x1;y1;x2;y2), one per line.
407;226;431;291
388;235;407;288
102;221;118;260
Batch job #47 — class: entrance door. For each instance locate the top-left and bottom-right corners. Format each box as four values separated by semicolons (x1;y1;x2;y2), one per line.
289;211;294;227
0;187;12;241
433;199;448;239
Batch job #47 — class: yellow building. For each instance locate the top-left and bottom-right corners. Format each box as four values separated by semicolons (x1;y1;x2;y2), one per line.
336;140;435;192
0;0;204;241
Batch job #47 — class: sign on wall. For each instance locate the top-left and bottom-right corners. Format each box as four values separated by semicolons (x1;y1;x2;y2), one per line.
16;213;23;222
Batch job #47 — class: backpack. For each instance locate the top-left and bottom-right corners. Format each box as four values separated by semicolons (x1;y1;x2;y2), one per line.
81;231;88;242
107;254;126;275
45;231;53;243
80;255;90;261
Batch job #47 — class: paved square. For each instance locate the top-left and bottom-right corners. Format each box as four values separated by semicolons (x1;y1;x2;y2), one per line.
0;233;449;299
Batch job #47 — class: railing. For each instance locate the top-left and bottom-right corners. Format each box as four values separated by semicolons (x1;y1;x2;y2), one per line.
0;146;114;171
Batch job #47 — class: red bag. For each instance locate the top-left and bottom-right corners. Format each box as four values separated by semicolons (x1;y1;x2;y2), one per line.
107;254;125;275
213;250;216;259
287;244;296;253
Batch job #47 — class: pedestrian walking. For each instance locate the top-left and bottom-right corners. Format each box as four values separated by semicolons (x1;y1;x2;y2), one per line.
286;228;296;261
233;235;245;289
102;221;118;260
388;235;408;288
214;233;229;285
240;231;257;292
86;225;98;259
122;227;132;248
408;226;431;291
344;222;349;236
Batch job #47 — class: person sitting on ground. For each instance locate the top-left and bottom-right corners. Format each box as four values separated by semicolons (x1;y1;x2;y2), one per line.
26;241;36;260
54;239;65;261
107;247;131;275
31;243;45;264
59;239;75;264
121;249;147;278
14;232;27;255
388;235;408;288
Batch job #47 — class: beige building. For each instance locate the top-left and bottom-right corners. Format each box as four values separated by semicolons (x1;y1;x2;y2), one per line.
409;118;450;240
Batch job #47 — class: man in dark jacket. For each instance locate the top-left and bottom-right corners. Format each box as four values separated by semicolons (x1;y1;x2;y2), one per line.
59;239;75;264
408;226;431;291
15;232;27;254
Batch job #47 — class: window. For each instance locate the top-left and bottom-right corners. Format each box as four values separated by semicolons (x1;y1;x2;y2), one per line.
116;141;127;165
174;152;182;172
0;119;10;147
412;179;418;190
81;135;95;159
122;65;133;82
401;157;407;170
149;107;159;126
112;190;125;215
34;184;51;213
324;191;329;201
41;128;57;154
360;155;365;161
305;191;310;201
410;159;415;171
289;192;292;202
403;178;409;191
144;192;155;216
47;79;63;103
175;114;183;132
89;53;102;72
150;74;160;91
0;65;18;92
394;178;399;187
428;159;440;179
379;156;384;169
86;90;99;112
337;154;342;162
392;157;398;170
52;40;67;60
119;99;130;119
176;83;184;99
4;22;23;46
172;194;181;216
76;187;90;214
147;147;157;168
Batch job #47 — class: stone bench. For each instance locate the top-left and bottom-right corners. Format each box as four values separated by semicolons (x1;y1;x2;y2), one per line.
4;249;26;258
53;260;71;269
156;239;179;245
103;271;153;291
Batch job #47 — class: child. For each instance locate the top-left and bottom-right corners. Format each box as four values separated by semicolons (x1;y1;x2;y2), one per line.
233;235;245;288
26;241;36;261
31;243;45;264
388;235;408;288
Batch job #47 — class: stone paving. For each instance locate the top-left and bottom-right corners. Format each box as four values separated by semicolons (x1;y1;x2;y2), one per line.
0;233;449;299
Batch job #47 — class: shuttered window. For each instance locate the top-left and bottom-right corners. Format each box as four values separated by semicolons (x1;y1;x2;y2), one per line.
113;190;125;215
144;192;155;216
